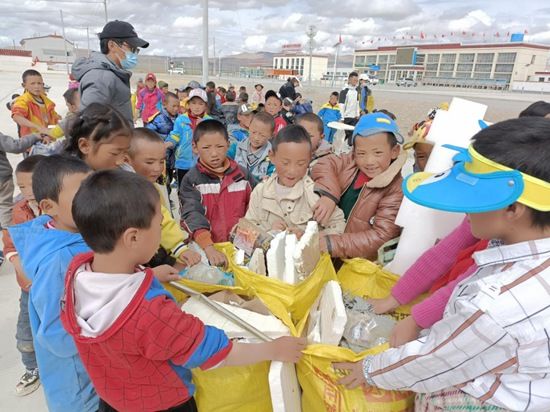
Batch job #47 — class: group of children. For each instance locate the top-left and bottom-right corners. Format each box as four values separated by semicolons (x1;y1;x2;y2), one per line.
1;65;550;411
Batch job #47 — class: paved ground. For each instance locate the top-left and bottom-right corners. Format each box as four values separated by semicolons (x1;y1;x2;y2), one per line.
0;68;545;410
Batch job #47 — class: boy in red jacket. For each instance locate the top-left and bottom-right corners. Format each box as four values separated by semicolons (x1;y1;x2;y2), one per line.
61;170;305;412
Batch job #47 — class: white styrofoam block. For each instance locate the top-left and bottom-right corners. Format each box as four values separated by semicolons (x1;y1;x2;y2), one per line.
181;296;290;339
269;362;302;412
248;248;266;276
267;231;286;281
283;234;298;284
234;248;245;266
386;97;487;276
293;221;321;279
319;281;347;346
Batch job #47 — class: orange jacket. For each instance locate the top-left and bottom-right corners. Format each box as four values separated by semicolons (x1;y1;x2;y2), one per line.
11;91;60;136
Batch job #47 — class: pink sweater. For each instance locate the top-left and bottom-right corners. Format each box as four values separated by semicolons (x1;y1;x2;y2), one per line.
391;217;478;329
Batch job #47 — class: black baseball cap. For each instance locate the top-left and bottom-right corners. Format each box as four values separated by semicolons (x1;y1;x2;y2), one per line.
98;20;149;49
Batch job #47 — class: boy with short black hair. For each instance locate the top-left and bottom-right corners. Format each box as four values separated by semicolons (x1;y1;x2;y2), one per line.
318;91;341;144
180;120;255;267
295;112;332;169
233;111;275;181
265;90;287;134
246;124;345;236
311;112;407;260
126;128;201;268
335;116;550;411
228;103;254;144
61;169;306;412
11;69;60;137
2;154;45;396
8;155;98;412
50;88;81;140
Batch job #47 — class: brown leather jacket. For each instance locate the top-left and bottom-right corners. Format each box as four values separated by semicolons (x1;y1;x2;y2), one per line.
311;151;406;260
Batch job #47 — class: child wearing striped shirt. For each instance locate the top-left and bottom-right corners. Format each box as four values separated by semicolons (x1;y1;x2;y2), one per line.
335;117;550;411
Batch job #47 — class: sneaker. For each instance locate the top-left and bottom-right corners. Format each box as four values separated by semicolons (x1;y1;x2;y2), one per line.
15;369;40;396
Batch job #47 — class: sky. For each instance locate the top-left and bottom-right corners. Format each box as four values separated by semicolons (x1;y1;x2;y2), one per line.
0;0;549;57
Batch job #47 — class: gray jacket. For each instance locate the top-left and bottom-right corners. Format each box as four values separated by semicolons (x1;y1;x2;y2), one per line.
0;133;40;177
72;52;133;125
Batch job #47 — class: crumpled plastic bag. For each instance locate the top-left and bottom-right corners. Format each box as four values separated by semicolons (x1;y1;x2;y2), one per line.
179;262;234;286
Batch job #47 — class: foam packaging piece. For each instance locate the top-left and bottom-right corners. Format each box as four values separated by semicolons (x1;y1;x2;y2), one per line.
181;296;290;340
306;281;347;345
293;221;320;279
266;231;286;281
248;248;266;275
386;97;487;276
283;234;298;284
269;362;302;412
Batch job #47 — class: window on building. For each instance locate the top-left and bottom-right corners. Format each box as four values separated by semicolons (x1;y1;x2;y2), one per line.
426;63;438;72
476;53;494;63
378;55;388;63
355;55;366;67
474;63;492;72
366;55;377;65
438;71;453;78
285;59;289;69
496;52;516;63
457;63;473;72
273;58;277;68
456;72;472;78
473;72;491;79
301;58;305;67
389;55;396;64
539;77;545;82
494;73;512;82
439;63;455;71
424;71;436;78
495;64;514;73
458;53;475;63
441;54;456;63
427;54;440;63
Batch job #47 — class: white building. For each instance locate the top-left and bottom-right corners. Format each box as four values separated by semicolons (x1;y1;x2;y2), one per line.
20;35;75;64
272;54;328;81
353;42;550;87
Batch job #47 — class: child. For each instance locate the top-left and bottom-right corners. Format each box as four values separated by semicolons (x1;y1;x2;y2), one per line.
8;155;98;411
175;86;190;114
11;69;60;137
251;83;265;105
238;92;249;105
61;169;306;412
2;155;45;396
131;77;145;121
228;103;254;145
220;91;239;126
232;112;275;181
147;92;181;193
50;88;81;140
180;120;255;267
245;124;345;236
318;91;341;144
295;113;332;169
126;128;201;268
311;112;406;260
335;117;550;411
65;103;132;170
166;88;211;184
0;132;46;230
136;72;164;125
146;91;180;139
158;80;169;94
265;90;287;134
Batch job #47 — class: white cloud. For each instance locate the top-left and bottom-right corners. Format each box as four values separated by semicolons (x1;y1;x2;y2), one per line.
173;16;203;30
342;18;378;35
449;9;494;31
244;35;267;51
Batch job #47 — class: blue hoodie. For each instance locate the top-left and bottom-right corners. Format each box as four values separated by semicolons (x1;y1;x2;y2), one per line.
166;113;211;171
9;215;98;412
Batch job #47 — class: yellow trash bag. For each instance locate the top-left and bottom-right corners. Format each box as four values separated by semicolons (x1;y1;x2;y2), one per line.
166;243;338;412
296;258;416;412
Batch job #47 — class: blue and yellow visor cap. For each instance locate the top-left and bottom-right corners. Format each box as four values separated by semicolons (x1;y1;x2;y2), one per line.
403;144;550;213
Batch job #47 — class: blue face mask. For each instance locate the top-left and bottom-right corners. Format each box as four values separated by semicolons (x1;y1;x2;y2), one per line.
121;51;138;70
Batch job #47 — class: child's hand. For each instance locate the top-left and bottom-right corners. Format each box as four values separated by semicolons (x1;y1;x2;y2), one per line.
151;264;180;282
287;227;305;240
205;245;227;268
179;249;202;267
333;361;368;389
313;196;336;226
367;295;400;314
390;316;421;348
271;220;287;232
319;236;328;253
269;336;307;363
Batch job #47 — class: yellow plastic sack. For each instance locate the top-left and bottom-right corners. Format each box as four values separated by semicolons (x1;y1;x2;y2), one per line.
166;243;338;412
296;258;416;412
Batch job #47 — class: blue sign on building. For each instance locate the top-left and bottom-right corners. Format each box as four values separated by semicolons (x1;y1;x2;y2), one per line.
511;33;525;42
368;64;380;71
